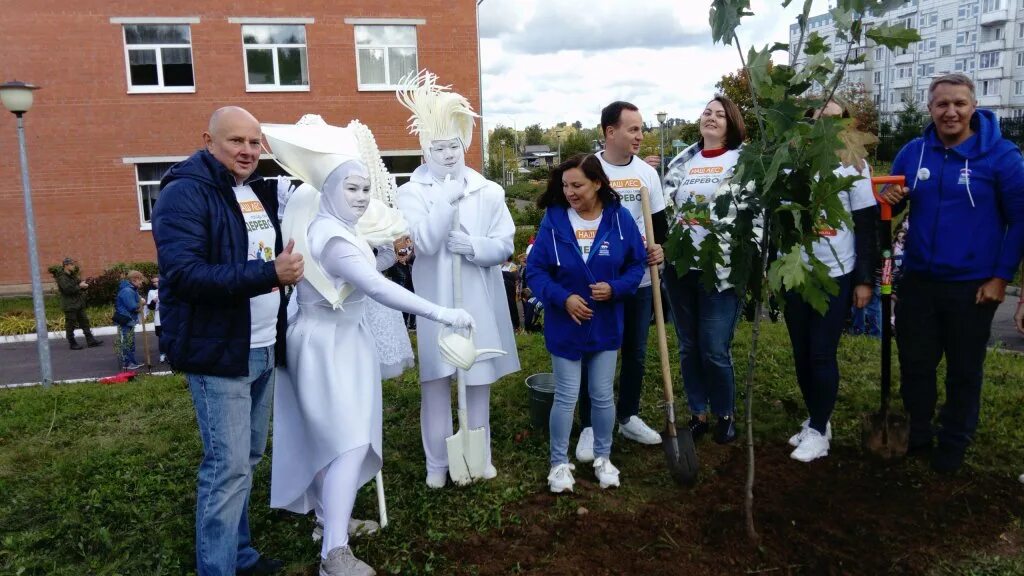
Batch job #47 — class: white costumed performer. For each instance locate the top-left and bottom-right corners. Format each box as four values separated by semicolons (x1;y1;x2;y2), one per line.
264;118;474;576
395;71;521;488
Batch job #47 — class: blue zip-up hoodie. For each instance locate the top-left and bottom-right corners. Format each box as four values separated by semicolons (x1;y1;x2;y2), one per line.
152;149;287;377
526;202;646;360
114;279;139;327
892;108;1024;281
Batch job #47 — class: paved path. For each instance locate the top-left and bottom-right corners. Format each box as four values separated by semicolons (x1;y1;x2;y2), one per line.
1;299;1021;388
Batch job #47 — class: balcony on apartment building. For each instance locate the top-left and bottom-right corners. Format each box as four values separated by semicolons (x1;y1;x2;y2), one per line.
977;66;1006;79
896;1;919;15
893;51;916;65
892;76;913;89
979;38;1006;51
978;94;1002;107
980;9;1010;25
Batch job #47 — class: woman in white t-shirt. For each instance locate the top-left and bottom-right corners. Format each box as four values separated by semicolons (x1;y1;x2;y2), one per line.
662;95;749;446
782;100;878;463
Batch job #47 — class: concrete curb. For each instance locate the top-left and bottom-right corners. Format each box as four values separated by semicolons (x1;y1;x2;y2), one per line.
1;370;174;390
0;323;153;345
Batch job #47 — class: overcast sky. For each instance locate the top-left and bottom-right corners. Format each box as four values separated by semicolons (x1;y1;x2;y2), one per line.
478;0;829;132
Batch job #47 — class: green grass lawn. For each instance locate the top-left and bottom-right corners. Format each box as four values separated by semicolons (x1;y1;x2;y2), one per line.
1;322;1022;575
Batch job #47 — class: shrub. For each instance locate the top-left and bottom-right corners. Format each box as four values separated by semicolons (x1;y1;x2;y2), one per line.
81;261;158;307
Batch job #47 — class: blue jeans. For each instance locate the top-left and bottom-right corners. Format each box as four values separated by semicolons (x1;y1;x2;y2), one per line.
783;273;854;434
187;346;275;576
550;351;618;466
116;324;137;368
664;267;742;416
579;285;653;426
850;284;881;337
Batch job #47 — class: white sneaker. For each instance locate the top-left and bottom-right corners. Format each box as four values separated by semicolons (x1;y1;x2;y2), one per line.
548;463;576;493
618;415;662;445
575;427;595;463
788;419;832;447
425;470;447;489
790;428;830;462
482;464;497;480
593;457;620;489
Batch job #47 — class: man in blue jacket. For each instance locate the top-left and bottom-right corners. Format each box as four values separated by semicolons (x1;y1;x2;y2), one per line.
152;106;304;575
882;74;1024;474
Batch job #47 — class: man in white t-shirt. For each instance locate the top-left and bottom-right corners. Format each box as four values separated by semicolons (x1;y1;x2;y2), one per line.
576;101;667;460
153;107;305;576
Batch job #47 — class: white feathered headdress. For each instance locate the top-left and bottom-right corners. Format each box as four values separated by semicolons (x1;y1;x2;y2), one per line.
396;70;479;151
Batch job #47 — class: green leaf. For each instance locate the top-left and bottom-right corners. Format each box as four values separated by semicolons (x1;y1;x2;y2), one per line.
747;46;773;94
769;42;790;53
865;23;921;50
804;32;828;55
829;7;854;34
709;0;753;45
768;246;809;292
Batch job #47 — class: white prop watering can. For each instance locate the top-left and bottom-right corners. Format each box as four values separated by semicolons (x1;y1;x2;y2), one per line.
438;328;507;372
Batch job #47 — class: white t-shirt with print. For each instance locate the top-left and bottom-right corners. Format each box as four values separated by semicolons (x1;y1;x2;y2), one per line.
145;289;160;326
670;149;741;257
233;185;279;348
807;164;877;278
597;152;664;287
567;208;603;262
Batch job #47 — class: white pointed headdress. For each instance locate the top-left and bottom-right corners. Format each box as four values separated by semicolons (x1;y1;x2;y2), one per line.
396;70;479;151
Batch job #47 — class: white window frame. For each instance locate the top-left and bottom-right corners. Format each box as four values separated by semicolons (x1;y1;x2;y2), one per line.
235;20;313;92
874;70;883;84
979;50;1001;68
1016;51;1024;67
940;44;952;56
983;0;1002;11
380;150;422;185
1015;80;1024;95
123;156;188;230
875;46;884;60
346;19;425;91
918;63;935;76
981;79;1000;96
942;18;954;30
113;18;199;94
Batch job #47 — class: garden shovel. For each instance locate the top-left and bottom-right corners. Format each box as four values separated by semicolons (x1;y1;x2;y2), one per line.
861;175;909;460
375;471;388;529
640;186;699;485
444;185;488;485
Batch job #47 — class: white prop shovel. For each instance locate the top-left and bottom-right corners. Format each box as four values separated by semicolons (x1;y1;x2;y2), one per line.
443;188;490;486
375;471;388;529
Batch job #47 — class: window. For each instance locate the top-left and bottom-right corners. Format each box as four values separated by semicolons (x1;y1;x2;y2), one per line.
874;70;883;84
982;0;1002;11
979;50;1001;68
354;25;418;90
957;31;976;45
1019;23;1024;37
994;27;1004;40
899;16;914;29
920;39;937;52
874;93;882;106
121;24;195;92
917;89;926;102
897;64;913;79
940;44;952;56
241;24;309;91
134;162;177;228
918;63;935;76
955;57;976;72
875;46;884;60
919;12;938;27
1017;51;1024;67
381;153;422;187
981;79;1000;96
1015;80;1024;95
958;2;980;17
942;18;954;30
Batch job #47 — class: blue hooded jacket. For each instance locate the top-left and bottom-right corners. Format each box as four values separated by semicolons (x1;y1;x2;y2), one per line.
152;149;286;377
891;109;1024;281
114;279;139;327
526;202;646;360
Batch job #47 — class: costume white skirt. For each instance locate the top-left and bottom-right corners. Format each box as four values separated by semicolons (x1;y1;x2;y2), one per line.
366;297;414;380
271;283;382;514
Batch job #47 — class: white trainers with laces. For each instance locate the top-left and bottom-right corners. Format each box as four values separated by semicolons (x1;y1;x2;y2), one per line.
788;418;832;447
790;427;830;462
575;427;595;462
425;470;447;489
618;415;661;445
547;463;576;493
593;457;620;489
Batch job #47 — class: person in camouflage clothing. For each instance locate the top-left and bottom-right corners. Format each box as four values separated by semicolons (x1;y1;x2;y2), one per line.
54;257;102;350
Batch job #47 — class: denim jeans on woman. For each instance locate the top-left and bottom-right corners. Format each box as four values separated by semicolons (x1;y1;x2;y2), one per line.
550;350;618;466
783;272;854;434
187;346;275;576
116;324;138;368
663;266;743;416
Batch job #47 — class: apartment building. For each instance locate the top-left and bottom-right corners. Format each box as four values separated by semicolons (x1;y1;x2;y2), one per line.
790;0;1024;120
0;1;480;290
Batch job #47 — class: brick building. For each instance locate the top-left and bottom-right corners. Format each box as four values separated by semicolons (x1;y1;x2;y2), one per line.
0;1;481;292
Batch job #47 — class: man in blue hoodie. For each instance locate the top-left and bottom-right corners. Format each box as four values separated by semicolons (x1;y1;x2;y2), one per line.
152;107;304;575
883;74;1024;473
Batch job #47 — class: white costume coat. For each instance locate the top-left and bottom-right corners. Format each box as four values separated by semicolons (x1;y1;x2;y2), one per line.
397;165;521;385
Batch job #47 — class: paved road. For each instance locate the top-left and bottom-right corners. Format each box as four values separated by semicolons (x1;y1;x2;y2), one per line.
1;298;1021;388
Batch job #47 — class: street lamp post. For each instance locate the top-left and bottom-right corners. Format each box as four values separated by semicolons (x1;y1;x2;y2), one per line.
657;111;668;179
1;80;51;387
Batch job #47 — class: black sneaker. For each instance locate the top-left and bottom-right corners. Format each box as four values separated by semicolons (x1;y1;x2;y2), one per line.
687;415;709;441
930;443;965;475
237;557;284;576
713;415;737;445
86;339;103;347
69;341;83;350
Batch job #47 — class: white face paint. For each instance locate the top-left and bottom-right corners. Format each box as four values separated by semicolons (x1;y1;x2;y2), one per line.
425;138;466;181
343;175;371;220
321;161;370;225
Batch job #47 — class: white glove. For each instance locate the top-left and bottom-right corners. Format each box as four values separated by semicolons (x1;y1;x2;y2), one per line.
435;307;475;330
447;230;475;257
439;177;465;205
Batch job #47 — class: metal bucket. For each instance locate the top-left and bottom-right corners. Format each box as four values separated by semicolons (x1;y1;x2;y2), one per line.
525;373;555;430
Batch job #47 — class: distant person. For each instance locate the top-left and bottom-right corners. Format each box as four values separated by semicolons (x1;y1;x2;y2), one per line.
114;270;145;371
54;257;102;349
145;276;166;363
153;106;302;575
527;153;646;492
576;100;667;464
882;73;1024;474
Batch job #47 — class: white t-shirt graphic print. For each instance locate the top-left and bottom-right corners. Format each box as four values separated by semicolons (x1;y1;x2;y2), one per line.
597;152;665;287
234;185;279;348
568;208;602;262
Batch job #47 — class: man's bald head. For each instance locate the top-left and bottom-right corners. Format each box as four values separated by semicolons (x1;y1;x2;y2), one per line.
203;106;262;184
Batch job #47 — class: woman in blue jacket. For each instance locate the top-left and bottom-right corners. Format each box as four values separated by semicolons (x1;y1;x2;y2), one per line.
527;154;646;493
114;270;145;370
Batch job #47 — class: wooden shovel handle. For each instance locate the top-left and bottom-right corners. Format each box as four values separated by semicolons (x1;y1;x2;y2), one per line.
639;187;676;414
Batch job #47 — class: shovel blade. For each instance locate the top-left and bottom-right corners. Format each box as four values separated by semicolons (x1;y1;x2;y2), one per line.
861;412;910;460
661;427;699;486
446;427;488;486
